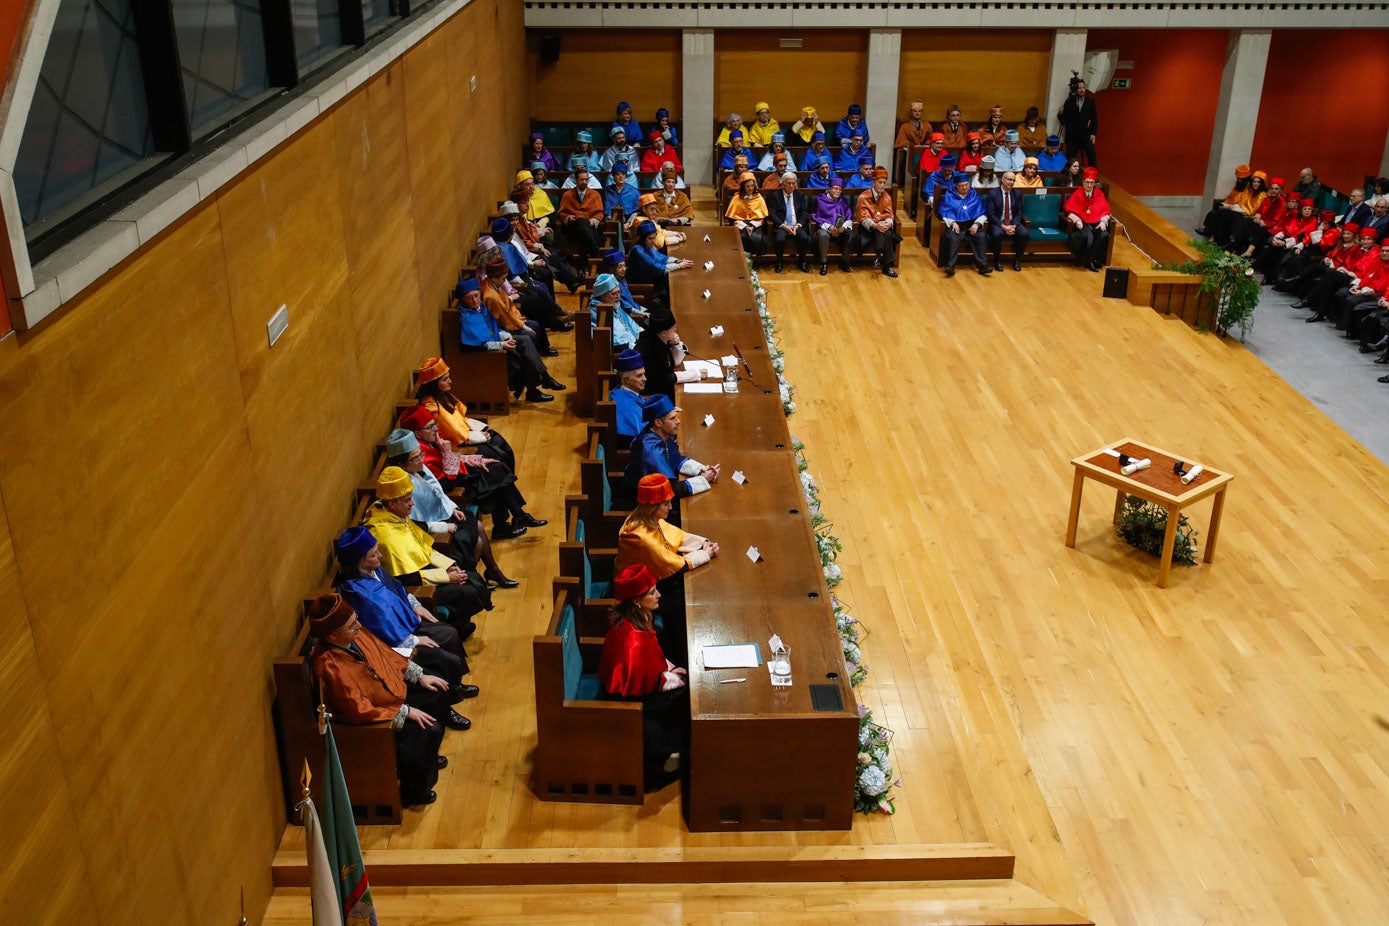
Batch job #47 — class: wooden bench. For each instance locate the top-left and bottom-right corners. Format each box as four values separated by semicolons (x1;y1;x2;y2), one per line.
921;185;1118;268
554;505;618;638
532;585;644;804
575;432;630;547
439;295;511;416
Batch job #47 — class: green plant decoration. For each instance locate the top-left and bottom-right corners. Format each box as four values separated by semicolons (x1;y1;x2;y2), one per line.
1156;239;1260;341
1115;496;1199;565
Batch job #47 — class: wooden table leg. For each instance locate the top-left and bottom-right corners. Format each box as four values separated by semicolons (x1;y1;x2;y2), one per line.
1112;490;1127;524
1157;504;1180;588
1204;487;1227;564
1065;469;1085;547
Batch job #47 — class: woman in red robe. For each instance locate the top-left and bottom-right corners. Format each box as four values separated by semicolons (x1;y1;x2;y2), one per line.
598;564;689;790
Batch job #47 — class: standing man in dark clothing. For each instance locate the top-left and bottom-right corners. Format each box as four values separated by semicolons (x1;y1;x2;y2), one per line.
1057;79;1098;168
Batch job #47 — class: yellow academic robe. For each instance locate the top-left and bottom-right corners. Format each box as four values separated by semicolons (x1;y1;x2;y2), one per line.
746;118;781;147
527;187;555;221
615;519;687;580
362;502;454;583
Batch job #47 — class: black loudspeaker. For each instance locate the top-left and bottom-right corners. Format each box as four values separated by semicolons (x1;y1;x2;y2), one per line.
1102;267;1129;299
539;34;562;64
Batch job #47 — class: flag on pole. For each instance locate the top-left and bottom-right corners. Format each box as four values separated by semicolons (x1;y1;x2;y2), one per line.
300;770;344;926
321;722;379;924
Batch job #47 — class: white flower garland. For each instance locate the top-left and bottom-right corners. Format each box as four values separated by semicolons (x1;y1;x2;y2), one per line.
749;259;898;816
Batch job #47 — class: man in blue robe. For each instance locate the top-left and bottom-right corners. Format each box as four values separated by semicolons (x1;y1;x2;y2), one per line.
938;176;991;277
620;395;720;508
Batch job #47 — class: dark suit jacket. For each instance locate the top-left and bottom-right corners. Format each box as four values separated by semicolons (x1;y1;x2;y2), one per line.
1344;202;1374;228
984;187;1028;229
1060;95;1098;137
766;189;812;230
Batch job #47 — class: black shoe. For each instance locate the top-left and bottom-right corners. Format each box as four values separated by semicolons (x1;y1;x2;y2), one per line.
977;266;992;276
541;346;560;357
819;263;828;276
774;260;784;273
450;684;480;702
446;710;472;731
994;260;1004;272
1012;260;1023;272
402;789;437;806
515;512;548;528
541;377;567;391
512;384;525;399
1290;301;1307;309
458;620;477;642
484;570;520;588
436;755;449;769
1194;227;1207;237
492;522;528;539
945;266;956;278
524;389;555;402
883;267;898;278
1374;354;1389;364
551;321;575;332
1359;344;1381;353
798;259;810;272
1089;261;1102;272
1380;374;1389;383
840;261;852;272
1305;313;1326;323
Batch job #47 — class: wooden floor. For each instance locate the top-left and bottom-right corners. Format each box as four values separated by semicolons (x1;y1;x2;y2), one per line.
269;195;1389;924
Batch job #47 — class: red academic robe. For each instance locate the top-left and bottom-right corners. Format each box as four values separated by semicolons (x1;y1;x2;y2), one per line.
1277;215;1317;241
641;145;683;173
916;148;945;174
598;620;668;697
1063;187;1112;224
1255;194;1289;229
956;149;983;171
1355;256;1389;294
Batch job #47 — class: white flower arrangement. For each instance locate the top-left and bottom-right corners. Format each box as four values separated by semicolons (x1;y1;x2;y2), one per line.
746;254;895;816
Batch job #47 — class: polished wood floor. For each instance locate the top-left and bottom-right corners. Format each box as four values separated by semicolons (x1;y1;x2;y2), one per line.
269;196;1389;924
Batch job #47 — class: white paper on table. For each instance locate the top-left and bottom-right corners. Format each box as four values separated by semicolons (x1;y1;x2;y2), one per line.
720;354;739;367
746;545;762;563
703;414;715;427
703;234;712;242
683;382;725;394
732;470;746;485
702;643;760;669
683;360;722;378
709;325;725;337
702;289;712;299
703;261;715;270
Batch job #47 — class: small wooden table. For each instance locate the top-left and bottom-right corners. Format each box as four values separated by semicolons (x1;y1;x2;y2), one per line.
1065;438;1233;588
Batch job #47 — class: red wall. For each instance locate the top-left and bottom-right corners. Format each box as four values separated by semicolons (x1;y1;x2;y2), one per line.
1250;30;1389;194
1085;30;1229;196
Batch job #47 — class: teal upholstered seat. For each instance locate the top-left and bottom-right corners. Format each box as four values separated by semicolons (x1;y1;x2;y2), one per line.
574;518;612;599
1023;193;1068;241
558;604;601;701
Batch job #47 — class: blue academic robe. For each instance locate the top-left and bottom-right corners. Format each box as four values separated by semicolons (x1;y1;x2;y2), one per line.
588;294;642;349
718;147;749;170
923;170;957;202
799;149;831;171
622;428;695;500
339;568;420;647
613;386;643;440
939;187;986;224
804;172;834;190
611;119;644;144
1036;150;1068;172
568;149;603;171
458;304;504;348
834;146;869;171
835;117;870;145
604;183;640;218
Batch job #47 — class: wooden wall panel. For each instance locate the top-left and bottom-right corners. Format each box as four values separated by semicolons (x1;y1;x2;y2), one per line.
338;63;432;451
405;29;463;311
715;31;867;129
0;207;281;923
216;114;360;619
0;478;98;925
0;1;529;923
897;30;1052;128
527;29;681;124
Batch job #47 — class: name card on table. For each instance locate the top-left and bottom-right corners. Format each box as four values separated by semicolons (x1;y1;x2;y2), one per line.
731;470;746;484
709;325;724;337
684;359;722;378
704;261;715;271
746;545;762;563
684;382;724;394
703;414;715;427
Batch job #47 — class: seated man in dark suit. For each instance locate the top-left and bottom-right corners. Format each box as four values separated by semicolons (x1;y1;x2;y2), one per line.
985;170;1031;272
765;172;813;273
938;176;990;277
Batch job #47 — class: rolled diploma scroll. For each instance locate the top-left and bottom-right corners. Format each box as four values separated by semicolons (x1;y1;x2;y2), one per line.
1119;458;1151;476
1180;463;1204;485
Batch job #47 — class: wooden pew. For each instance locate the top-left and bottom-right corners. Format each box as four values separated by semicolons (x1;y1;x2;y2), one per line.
555;504;618;638
439;294;511;416
1105;181;1217;330
576;432;630;547
923;185;1118;267
532;585;644;804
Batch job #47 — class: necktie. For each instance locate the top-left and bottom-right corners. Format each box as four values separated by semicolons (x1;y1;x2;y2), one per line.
1003;192;1011;224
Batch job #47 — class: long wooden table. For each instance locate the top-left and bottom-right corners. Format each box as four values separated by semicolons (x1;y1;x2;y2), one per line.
667;228;859;832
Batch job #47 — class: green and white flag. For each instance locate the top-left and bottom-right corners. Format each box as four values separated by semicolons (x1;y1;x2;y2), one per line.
322;723;379;925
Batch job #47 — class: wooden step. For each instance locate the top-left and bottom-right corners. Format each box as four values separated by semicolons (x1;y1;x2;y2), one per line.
264;878;1093;925
271;843;1014;887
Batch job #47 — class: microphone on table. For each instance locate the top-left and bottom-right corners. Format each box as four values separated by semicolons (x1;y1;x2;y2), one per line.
731;342;760;388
